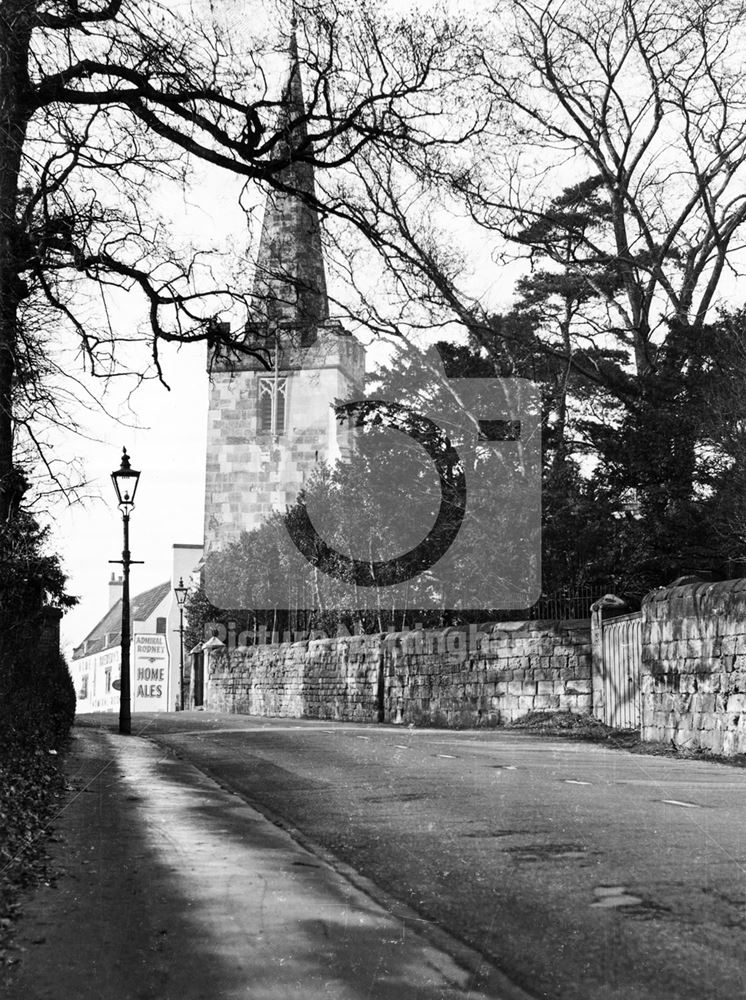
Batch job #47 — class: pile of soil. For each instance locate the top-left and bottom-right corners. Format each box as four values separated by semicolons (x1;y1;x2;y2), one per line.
508;709;746;767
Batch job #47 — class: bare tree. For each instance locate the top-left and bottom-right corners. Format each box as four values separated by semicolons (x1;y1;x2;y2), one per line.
471;0;746;369
0;0;474;519
327;0;746;397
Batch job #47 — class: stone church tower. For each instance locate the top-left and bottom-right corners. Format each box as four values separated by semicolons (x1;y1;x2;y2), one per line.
203;42;365;554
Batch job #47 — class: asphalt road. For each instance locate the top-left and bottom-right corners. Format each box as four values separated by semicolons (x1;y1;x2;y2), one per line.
85;712;746;1000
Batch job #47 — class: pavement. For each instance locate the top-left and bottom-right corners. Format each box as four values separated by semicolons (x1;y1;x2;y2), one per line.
4;727;529;1000
72;712;746;1000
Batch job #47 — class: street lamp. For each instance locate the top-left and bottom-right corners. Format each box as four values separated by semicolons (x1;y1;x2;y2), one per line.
110;447;143;735
174;576;189;710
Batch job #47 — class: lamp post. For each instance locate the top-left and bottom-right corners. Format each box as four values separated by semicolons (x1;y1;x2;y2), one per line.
110;448;143;735
174;576;188;710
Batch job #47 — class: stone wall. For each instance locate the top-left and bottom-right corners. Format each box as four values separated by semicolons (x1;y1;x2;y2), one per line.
204;620;592;727
641;579;746;754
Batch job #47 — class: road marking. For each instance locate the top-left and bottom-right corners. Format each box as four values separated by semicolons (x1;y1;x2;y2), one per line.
505;766;517;770
437;753;457;759
395;745;408;750
661;799;699;808
168;726;327;736
564;779;591;786
591;893;643;908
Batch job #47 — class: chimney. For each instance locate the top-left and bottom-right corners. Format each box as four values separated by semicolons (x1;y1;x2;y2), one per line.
109;571;124;608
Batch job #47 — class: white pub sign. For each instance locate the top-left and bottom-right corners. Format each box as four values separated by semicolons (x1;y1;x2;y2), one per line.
132;633;169;711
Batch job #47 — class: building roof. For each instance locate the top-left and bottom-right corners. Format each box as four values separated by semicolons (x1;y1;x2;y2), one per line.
72;580;172;661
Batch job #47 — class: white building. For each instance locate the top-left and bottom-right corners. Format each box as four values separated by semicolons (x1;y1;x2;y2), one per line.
71;543;202;713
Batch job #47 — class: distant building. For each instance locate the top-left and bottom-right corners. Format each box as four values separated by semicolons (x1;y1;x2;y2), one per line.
71;543;202;713
203;37;365;553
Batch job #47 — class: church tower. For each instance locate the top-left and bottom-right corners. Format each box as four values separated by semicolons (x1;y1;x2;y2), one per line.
203;39;365;554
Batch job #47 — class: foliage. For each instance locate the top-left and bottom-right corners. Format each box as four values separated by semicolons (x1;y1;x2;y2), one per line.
183;583;224;652
0;647;76;750
383;308;746;601
0;740;66;970
0;498;74;965
0;475;77;747
0;509;76;627
0;479;75;967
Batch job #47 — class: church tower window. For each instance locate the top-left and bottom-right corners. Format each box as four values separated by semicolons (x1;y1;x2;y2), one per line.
259;377;287;435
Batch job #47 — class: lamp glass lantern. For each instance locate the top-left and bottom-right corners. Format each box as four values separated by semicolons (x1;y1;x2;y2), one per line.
111;447;141;510
174;576;189;608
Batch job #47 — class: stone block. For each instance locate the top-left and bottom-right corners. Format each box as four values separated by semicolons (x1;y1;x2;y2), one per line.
732;634;746;655
721;635;738;657
700;711;719;732
557;694;578;710
673;727;695;748
723;731;737;756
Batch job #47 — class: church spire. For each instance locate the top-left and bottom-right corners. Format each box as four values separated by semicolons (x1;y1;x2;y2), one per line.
250;26;329;340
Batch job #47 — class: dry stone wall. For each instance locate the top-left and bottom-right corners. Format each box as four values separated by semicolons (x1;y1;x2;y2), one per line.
204;620;592;726
641;579;746;754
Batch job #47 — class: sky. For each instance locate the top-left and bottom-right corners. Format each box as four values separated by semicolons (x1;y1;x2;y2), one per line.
53;343;208;656
45;98;256;653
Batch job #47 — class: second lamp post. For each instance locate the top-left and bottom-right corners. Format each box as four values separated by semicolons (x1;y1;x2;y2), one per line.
174;577;188;710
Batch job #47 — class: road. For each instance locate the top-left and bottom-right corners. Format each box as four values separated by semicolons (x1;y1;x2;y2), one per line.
85;713;746;999
9;728;515;1000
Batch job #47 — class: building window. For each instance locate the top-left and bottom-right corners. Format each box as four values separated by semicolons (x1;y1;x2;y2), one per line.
156;617;167;634
79;676;88;700
105;669;112;693
259;377;287;434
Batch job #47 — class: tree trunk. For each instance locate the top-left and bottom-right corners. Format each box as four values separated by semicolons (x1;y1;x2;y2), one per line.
0;0;34;521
